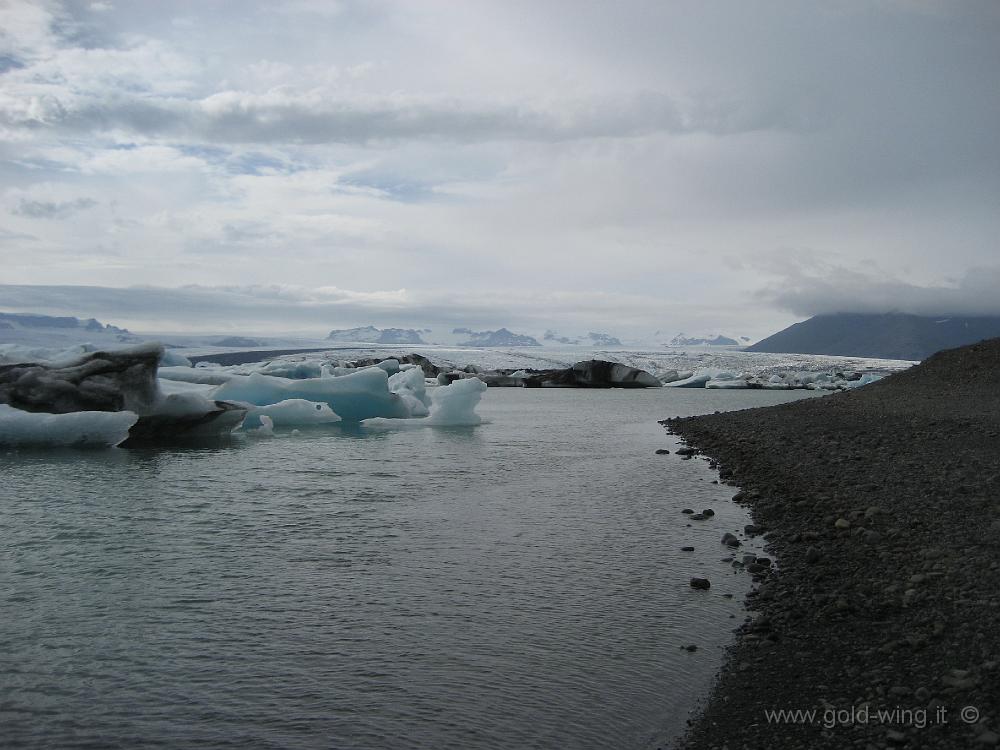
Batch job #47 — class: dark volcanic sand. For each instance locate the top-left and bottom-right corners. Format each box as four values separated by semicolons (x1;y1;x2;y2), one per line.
664;339;1000;749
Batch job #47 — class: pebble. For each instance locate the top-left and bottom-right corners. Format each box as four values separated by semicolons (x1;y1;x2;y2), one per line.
690;577;711;590
721;532;741;547
702;508;715;517
681;546;695;552
655;449;671;455
805;546;822;564
834;518;851;529
682;508;694;515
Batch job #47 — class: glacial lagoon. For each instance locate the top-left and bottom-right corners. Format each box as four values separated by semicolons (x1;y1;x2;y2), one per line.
2;386;818;749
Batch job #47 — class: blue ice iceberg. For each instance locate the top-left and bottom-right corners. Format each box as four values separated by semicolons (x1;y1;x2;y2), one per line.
0;404;137;448
212;367;410;422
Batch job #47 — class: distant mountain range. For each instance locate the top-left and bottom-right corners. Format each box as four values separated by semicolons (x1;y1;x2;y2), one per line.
452;327;540;347
327;326;428;344
543;330;622;346
747;313;1000;360
668;333;745;347
0;312;132;338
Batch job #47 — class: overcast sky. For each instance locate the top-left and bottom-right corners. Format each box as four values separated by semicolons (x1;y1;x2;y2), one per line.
1;0;998;337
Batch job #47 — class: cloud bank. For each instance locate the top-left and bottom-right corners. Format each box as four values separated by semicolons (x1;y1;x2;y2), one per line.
0;1;998;337
760;265;1000;319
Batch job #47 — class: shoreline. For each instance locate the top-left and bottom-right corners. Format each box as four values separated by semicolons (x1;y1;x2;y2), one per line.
662;339;1000;749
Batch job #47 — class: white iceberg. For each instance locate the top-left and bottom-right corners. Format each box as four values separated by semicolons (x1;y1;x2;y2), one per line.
0;404;138;448
158;366;236;386
241;399;342;430
706;378;750;389
363;377;487;429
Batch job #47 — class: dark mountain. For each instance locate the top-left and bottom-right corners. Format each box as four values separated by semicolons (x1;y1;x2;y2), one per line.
0;312;130;335
670;334;740;347
326;326;427;345
747;313;1000;360
588;332;622;346
455;327;540;347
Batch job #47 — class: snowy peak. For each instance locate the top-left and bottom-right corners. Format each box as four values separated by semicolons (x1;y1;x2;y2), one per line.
668;333;741;347
327;326;428;345
542;330;622;346
453;327;540;347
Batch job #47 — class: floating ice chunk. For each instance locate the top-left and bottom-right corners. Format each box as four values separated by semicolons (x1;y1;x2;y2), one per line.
160;349;192;367
0;404;137;448
256;415;275;437
256;360;323;379
159;366;236;386
399;393;430;417
362;377;487;429
428;377;487;425
376;359;400;375
240;399;342;429
665;372;713;388
157;378;217;397
388;366;432;414
844;373;885;389
212;367;409;422
706;378;749;389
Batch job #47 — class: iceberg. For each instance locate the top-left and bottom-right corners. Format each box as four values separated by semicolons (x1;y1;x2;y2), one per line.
0;343;161;414
0;404;137;448
363;377;487;429
160;350;193;367
665;372;714;388
706;378;750;389
240;399;342;430
158;366;236;386
844;373;885;389
427;376;487;425
256;360;324;379
212;367;411;422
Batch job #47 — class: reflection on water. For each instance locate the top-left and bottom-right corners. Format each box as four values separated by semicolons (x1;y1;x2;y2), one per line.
0;387;817;749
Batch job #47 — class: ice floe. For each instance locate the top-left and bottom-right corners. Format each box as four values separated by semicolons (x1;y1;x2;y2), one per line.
0;404;137;448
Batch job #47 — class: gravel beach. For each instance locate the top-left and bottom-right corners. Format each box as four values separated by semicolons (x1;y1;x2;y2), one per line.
664;339;1000;749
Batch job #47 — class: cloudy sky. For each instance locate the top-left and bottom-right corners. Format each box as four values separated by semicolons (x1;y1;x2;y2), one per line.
1;0;998;338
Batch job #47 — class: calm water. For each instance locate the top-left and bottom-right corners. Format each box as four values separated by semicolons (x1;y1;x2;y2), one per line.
1;387;816;749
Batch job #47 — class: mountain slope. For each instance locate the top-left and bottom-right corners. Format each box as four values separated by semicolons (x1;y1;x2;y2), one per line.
747;313;1000;360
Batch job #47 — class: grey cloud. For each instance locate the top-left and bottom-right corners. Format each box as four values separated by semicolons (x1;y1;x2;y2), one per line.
0;283;776;337
0;227;39;241
14;196;96;218
9;90;709;145
759;265;1000;318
